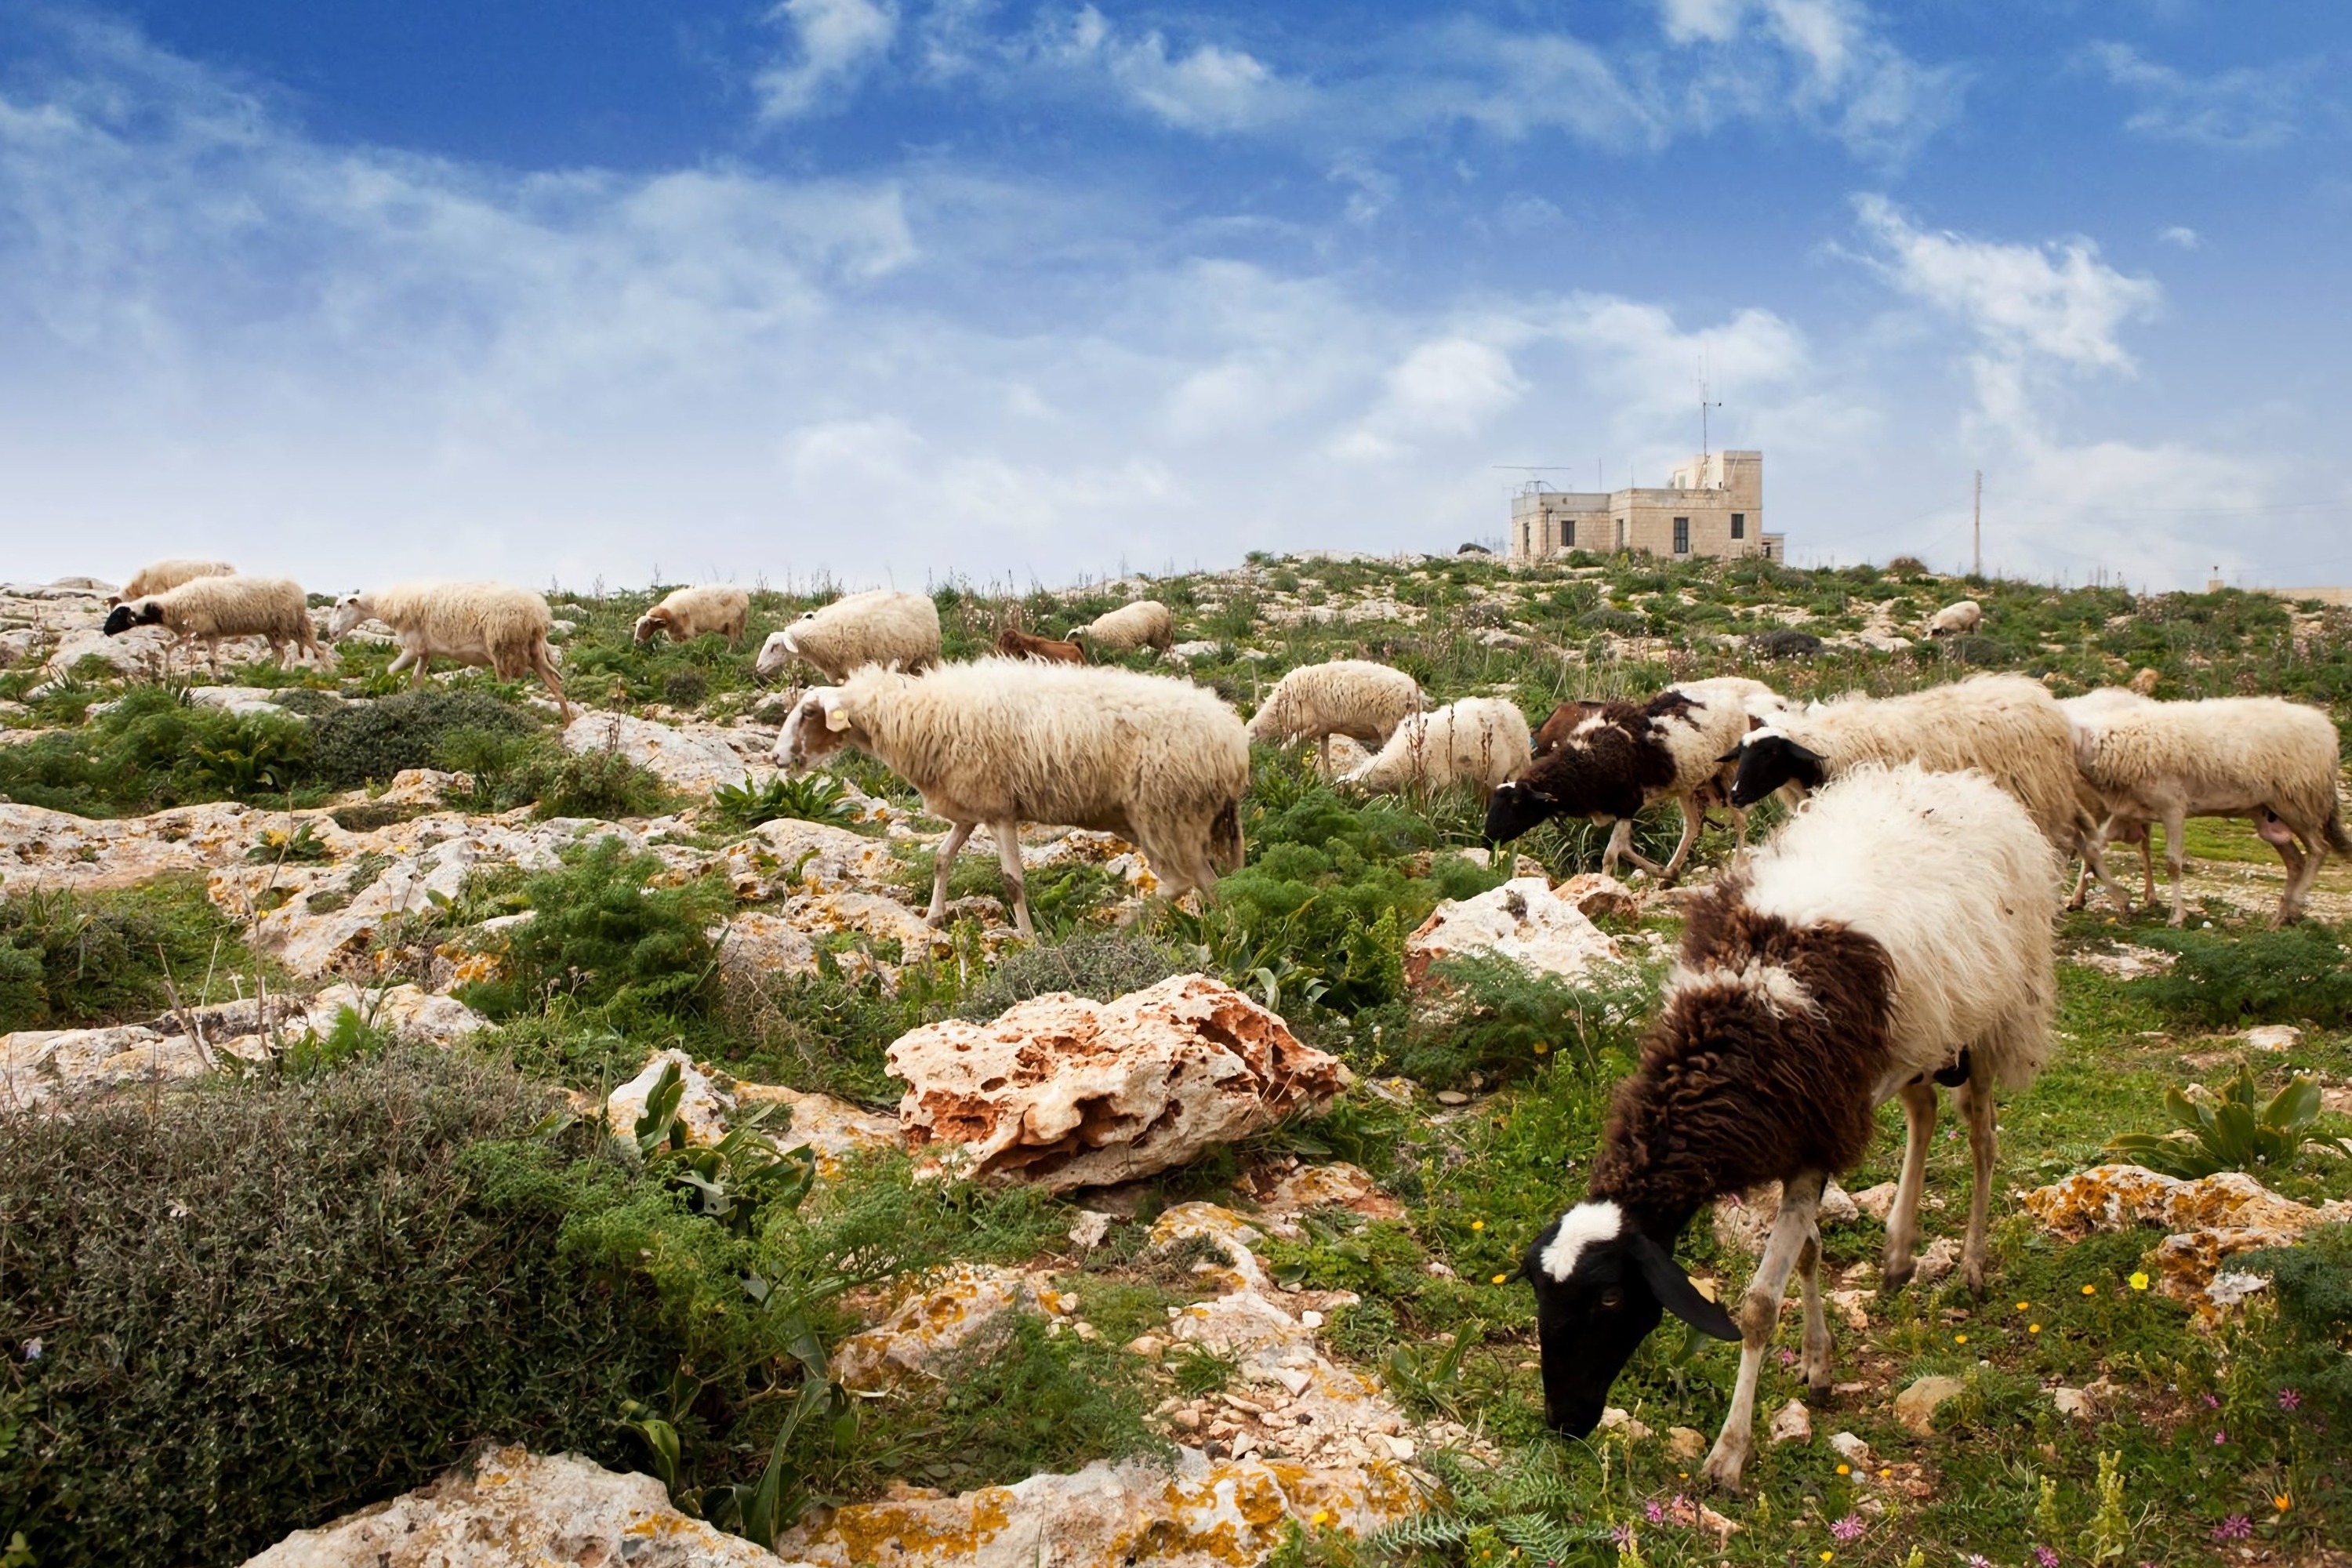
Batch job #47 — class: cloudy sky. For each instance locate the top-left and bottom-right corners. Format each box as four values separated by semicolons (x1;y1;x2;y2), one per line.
0;2;2344;593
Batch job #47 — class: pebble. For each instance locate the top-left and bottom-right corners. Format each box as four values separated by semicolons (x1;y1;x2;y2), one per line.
1767;1399;1812;1444
1435;1091;1471;1105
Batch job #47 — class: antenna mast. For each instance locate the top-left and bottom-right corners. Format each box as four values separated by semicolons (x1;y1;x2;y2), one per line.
1700;368;1722;464
1972;470;1983;576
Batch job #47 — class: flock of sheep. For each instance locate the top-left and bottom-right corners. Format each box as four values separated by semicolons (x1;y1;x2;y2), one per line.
91;558;2350;1493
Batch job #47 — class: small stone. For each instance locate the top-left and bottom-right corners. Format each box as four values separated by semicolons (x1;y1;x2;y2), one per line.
1127;1334;1167;1361
1167;1407;1201;1432
1272;1367;1312;1396
1598;1406;1653;1440
1666;1427;1708;1461
1852;1182;1899;1221
1068;1210;1116;1250
1828;1432;1872;1468
1298;1309;1324;1329
2053;1386;2095;1420
1383;1435;1417;1461
2245;1024;2302;1052
1767;1399;1812;1444
1911;1236;1961;1287
1818;1181;1859;1226
1826;1288;1875;1330
1229;1431;1259;1459
1893;1374;1969;1436
1435;1090;1471;1105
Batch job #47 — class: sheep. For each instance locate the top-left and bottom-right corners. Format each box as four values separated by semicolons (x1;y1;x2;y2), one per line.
996;612;1086;665
328;582;572;718
1339;697;1530;795
2067;694;2350;925
1069;600;1176;655
633;585;750;650
1925;599;1983;637
2059;688;2161;909
1727;673;2119;904
1522;763;2055;1492
756;590;942;684
113;557;234;606
1244;659;1425;778
103;575;324;670
1490;677;1786;881
771;659;1247;938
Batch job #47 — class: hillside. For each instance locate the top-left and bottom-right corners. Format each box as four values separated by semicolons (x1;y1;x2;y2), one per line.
3;550;2350;1568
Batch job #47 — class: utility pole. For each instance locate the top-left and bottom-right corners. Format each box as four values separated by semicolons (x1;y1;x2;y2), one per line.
1972;470;1982;577
1700;373;1722;463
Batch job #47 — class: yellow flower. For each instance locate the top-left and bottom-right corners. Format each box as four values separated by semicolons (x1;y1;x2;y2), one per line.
1821;1553;1835;1563
1491;1272;1509;1285
2274;1494;2292;1513
1954;1334;1968;1345
1835;1463;1850;1475
2028;1323;2042;1334
2128;1272;2150;1291
1311;1510;1331;1526
2015;1301;2030;1312
1472;1220;1486;1231
2082;1283;2099;1296
1533;1042;1549;1054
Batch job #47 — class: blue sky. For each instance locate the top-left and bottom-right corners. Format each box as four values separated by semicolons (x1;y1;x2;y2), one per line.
1;2;2345;593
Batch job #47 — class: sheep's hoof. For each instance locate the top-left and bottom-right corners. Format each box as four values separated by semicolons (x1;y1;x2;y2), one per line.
1962;1258;1987;1298
1700;1439;1749;1494
1880;1253;1916;1293
924;911;947;929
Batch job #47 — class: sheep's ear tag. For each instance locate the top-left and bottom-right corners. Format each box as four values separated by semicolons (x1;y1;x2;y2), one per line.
1631;1233;1740;1341
821;698;852;733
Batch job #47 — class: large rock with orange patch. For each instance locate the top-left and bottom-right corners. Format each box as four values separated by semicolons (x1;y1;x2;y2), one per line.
241;1445;800;1567
778;1452;1417;1568
833;1265;1063;1393
887;975;1349;1193
1402;877;1621;990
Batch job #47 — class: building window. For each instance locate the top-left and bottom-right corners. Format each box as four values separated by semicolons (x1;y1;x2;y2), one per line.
1730;513;1745;539
1563;519;1575;548
1673;517;1690;554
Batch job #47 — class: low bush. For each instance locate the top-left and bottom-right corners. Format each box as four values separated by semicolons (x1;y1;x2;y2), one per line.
2125;924;2352;1026
307;688;542;789
952;931;1186;1021
0;687;314;816
1381;952;1657;1087
0;875;260;1032
2240;1223;2352;1429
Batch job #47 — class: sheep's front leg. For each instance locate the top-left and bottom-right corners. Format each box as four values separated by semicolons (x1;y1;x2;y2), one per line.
927;822;974;927
993;818;1033;938
2161;805;2190;926
1316;734;1332;779
1798;1232;1831;1394
1704;1171;1824;1494
1728;804;1751;866
1955;1071;1999;1298
1657;794;1704;883
1881;1076;1937;1290
1605;818;1664;879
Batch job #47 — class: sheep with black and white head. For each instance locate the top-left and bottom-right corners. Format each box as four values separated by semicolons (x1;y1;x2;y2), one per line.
1523;762;2056;1491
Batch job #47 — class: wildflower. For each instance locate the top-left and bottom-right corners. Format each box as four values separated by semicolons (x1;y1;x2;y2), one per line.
1472;1220;1486;1232
1610;1523;1635;1549
2212;1430;2227;1446
2212;1514;2252;1541
2029;1323;2042;1334
2201;1393;2220;1409
1778;1348;1797;1366
1644;1500;1665;1524
2016;1301;2030;1312
2035;1548;2060;1568
20;1338;39;1361
2278;1387;2303;1410
1491;1273;1509;1286
1955;1334;1968;1345
2128;1271;2149;1290
1835;1463;1850;1476
1820;1554;1834;1564
1831;1515;1865;1543
1533;1042;1548;1054
2082;1283;2099;1296
1966;1558;1994;1568
1310;1511;1330;1526
2274;1494;2292;1512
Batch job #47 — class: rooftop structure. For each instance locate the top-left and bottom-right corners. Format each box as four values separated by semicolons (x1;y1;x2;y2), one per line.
1508;449;1781;564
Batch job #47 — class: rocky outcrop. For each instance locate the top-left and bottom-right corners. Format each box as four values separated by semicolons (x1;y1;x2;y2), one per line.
888;975;1350;1193
241;1446;797;1567
606;1048;736;1145
833;1263;1059;1393
1403;877;1621;989
561;712;753;796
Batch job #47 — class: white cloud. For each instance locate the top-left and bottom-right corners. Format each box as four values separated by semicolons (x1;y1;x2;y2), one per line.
756;0;899;121
2086;42;2309;151
1034;7;1306;133
2158;224;2201;249
1650;0;1966;160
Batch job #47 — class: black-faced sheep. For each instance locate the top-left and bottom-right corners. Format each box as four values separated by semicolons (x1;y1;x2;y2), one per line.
328;582;571;718
1244;659;1424;779
1339;697;1529;794
1488;677;1784;880
771;659;1248;938
103;575;324;670
755;589;942;684
1523;763;2055;1491
634;585;750;649
113;557;234;606
2067;693;2350;925
1069;600;1175;655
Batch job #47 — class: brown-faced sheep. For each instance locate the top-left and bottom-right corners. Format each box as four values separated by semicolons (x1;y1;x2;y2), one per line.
634;585;750;649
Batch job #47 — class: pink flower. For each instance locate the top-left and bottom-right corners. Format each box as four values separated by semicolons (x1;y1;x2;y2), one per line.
2213;1430;2227;1445
2212;1515;2253;1541
1644;1500;1665;1524
2035;1547;2060;1568
1777;1348;1798;1366
1966;1556;1994;1568
1831;1515;1865;1543
2201;1392;2221;1409
2279;1387;2303;1410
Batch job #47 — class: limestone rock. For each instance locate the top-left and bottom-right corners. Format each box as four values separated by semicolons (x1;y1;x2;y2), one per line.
713;911;822;1003
1250;1161;1405;1221
1828;1431;1873;1468
779;1453;1417;1568
1852;1181;1899;1221
782;889;945;956
1665;1427;1708;1461
2052;1386;2096;1421
1712;1179;1860;1255
560;712;751;796
1767;1399;1811;1444
44;624;174;676
731;1081;903;1177
1826;1288;1875;1330
1910;1237;1960;1287
1403;877;1621;989
187;686;297;719
721;816;899;898
833;1264;1048;1392
376;769;468;807
1893;1374;1967;1436
889;975;1349;1193
606;1048;735;1146
300;983;487;1047
2245;1024;2303;1052
1597;1406;1653;1441
1555;872;1641;923
1;1022;265;1109
241;1445;790;1567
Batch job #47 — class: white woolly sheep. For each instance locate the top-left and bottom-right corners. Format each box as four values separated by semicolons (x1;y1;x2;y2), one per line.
772;658;1249;938
114;557;235;606
1524;763;2055;1491
1488;677;1788;881
1069;600;1176;655
757;589;941;684
103;575;324;669
1728;673;2118;902
634;585;750;649
2058;688;2161;909
2068;694;2350;925
1244;659;1425;778
1925;599;1983;637
1340;697;1530;794
328;582;572;718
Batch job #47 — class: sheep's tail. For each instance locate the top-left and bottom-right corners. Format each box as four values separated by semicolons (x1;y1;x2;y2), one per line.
2327;797;2352;855
1209;798;1246;873
528;635;572;718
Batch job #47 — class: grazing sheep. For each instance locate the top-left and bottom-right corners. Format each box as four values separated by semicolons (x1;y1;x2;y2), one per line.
1069;600;1176;655
1750;628;1823;660
1523;763;2055;1491
757;590;942;684
634;585;750;650
1340;697;1530;795
1925;599;1983;637
103;575;324;670
2059;688;2161;909
772;659;1247;938
996;612;1086;665
113;557;234;606
328;582;571;718
1728;673;2118;903
2067;694;2350;925
1244;659;1425;778
1490;678;1786;881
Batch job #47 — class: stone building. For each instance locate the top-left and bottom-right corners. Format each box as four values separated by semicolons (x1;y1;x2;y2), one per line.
1507;449;1782;564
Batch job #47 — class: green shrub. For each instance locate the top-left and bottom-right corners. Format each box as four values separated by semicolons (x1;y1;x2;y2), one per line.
711;773;855;830
953;931;1186;1020
308;688;541;789
0;1051;683;1567
456;837;728;1025
0;876;259;1033
1387;952;1656;1087
2126;924;2352;1026
2103;1065;2351;1178
2240;1223;2352;1428
534;746;676;820
0;687;314;817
